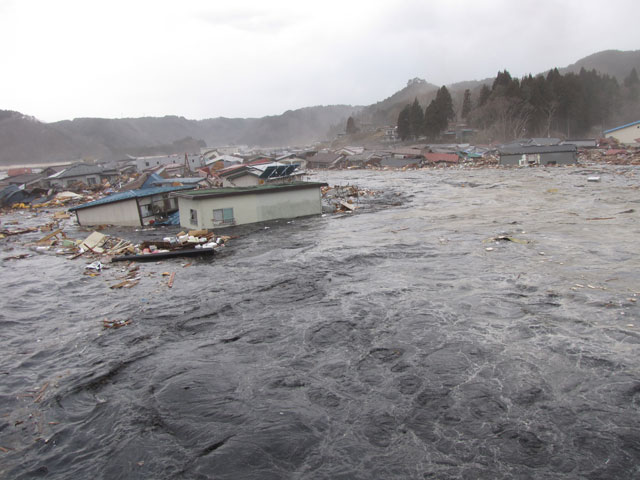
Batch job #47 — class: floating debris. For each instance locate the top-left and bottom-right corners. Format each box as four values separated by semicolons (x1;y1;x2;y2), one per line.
102;319;132;329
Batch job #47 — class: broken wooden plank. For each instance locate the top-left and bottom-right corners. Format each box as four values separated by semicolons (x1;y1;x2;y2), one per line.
36;229;63;244
339;200;357;211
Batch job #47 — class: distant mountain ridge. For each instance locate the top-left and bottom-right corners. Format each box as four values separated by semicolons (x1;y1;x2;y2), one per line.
0;105;357;165
1;49;638;166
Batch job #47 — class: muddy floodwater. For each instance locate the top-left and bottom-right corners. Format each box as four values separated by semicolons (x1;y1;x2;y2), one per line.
1;166;640;479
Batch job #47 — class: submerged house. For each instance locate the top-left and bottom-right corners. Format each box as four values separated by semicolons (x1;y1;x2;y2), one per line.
69;186;194;226
498;144;577;166
172;182;326;229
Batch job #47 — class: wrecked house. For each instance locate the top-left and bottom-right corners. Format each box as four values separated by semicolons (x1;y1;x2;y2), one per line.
68;185;194;226
216;163;304;187
173;182;326;229
276;155;308;169
498;144;577;166
603;120;640;145
0;185;30;207
205;154;244;171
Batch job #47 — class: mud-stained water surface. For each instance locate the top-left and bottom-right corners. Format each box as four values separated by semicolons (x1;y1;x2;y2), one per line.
1;167;640;479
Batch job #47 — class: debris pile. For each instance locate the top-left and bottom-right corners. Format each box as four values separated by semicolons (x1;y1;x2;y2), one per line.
578;147;640;165
321;185;379;213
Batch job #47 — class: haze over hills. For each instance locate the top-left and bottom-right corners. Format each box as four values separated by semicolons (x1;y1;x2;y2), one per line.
0;105;358;166
1;49;639;166
560;49;640;80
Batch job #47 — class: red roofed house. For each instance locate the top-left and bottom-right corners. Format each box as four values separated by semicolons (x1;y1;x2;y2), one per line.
7;167;33;177
424;153;459;165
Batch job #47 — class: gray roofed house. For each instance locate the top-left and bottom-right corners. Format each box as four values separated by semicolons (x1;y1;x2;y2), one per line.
526;138;563;146
561;139;597;148
498;144;577;166
48;163;119;188
380;156;422;168
0;172;46;189
306;152;345;169
390;147;426;158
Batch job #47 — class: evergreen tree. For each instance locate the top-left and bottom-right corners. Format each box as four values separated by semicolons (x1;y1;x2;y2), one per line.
346;116;359;135
624;67;639;88
436;86;455;124
397;104;412;141
492;70;513;91
409;98;424;138
477;84;491;107
461;89;472;120
423;99;440;139
624;67;639;101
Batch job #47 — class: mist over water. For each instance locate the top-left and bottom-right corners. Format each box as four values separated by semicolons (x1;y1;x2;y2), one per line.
2;167;640;479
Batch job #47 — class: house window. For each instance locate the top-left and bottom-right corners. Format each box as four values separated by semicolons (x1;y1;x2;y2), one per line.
87;177;96;185
190;209;198;226
145;161;149;167
140;204;152;217
213;208;234;225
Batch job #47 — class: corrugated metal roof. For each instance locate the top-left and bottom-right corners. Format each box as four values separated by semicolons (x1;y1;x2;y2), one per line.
50;163;105;179
498;144;576;155
69;185;194;211
152;177;206;185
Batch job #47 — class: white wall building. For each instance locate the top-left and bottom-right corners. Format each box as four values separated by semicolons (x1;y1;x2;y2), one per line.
604;120;640;145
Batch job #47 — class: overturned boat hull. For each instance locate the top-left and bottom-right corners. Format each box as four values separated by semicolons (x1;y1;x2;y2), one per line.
110;248;215;262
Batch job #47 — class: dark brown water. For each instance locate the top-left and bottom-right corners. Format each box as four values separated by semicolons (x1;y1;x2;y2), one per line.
1;167;640;479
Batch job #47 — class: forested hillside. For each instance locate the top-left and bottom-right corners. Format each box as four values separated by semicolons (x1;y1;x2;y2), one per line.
395;66;640;142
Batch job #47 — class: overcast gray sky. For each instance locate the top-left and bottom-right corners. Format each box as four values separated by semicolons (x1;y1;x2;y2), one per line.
1;0;638;122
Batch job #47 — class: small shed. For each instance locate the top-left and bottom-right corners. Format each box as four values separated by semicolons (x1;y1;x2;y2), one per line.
498;144;577;166
69;185;194;226
173;182;327;229
603;120;640;145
